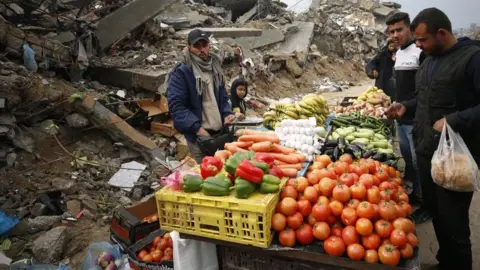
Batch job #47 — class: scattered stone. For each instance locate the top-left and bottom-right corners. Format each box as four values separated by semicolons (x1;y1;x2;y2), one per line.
32;226;68;264
10;216;61;236
5;239;26;258
97;216;111;226
39;120;59;136
131;187;144;201
66;200;81;215
6;152;16;167
118;196;132;206
30;203;48;217
81;196;98;211
65;113;90;128
51;177;76;195
285;59;303;77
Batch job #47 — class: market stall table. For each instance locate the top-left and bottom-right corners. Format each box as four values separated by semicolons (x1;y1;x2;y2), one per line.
180;234;420;270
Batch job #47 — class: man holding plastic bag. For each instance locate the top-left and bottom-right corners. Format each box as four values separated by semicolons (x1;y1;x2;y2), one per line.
386;8;480;270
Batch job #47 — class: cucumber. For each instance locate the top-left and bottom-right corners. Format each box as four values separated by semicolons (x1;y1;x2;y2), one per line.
377;148;394;154
332;132;339;140
352;132;374;139
374;133;386;140
371;141;390;149
352;138;370;145
345;135;356;141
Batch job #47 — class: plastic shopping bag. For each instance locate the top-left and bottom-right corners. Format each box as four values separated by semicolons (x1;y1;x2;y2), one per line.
80;242;124;270
431;122;480;192
171;231;219;270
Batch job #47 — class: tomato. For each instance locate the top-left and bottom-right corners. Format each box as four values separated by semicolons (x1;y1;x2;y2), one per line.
346;199;360;210
395;204;407;218
355;218;373;236
333;184;351;203
392;218;415;234
164;247;173;256
339;173;355;187
137;249;148;260
392;177;402;186
341;225;359;245
151;250;163;262
281;186;298;200
313;222;331;240
327;215;337;226
309;162;326;171
371;204;380;221
324;236;346;257
304;186;319;203
317;169;337;181
363;234;381;250
378;244;401;267
372;175;381;186
394;191;409;202
316;155;332;166
382;239;392;246
296;224;314;245
312;202;331;222
158;239;169;251
331;226;344;237
407;233;419;248
153;236;162;247
287;212;303;229
307;214;317;226
350;183;366;200
379;202;398;221
150;245;157;253
142;254;153;262
287;178;295;186
367;186;381;204
293;177;309;192
380;190;392;201
375;219;394;238
329;200;344;216
375;168;389;182
317;195;330;205
350;164;367;177
272;213;287;232
307;171;320;185
279;197;298;216
359;174;374;189
356;201;375;219
347;243;365;260
365;159;377;174
364;249;379;263
398;201;412;217
379;181;393;191
339;154;354;164
400;243;414;259
295;200;310;217
390;229;407;246
318;177;336;196
334;162;350;176
341;207;358;226
279;229;296;247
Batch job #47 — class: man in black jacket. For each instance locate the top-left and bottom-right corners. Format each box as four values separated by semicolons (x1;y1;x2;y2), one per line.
386;12;427;220
365;39;397;99
387;8;480;270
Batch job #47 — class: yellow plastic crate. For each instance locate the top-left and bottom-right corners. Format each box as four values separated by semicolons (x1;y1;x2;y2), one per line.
156;179;286;248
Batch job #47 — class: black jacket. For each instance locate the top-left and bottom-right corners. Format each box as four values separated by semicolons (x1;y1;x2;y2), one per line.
365;47;395;99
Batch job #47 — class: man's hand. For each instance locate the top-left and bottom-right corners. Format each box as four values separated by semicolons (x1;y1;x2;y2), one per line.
235;112;246;121
224;114;235;125
433;118;446;132
373;70;379;78
196;128;210;137
386;103;406;119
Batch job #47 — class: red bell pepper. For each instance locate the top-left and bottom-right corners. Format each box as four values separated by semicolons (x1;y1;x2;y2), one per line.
254;153;274;168
269;166;284;179
227;173;236;184
202;156;223;171
200;156;223;179
235;160;264;184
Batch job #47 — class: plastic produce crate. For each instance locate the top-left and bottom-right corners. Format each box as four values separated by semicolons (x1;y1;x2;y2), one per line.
340;96;358;107
155;179;286;248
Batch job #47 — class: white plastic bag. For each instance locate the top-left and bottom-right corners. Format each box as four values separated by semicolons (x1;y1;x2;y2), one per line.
171;231;219;270
431;122;480;192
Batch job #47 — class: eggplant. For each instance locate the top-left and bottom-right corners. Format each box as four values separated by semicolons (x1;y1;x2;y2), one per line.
372;153;387;162
351;142;367;151
385;153;396;161
324;149;334;156
384;159;399;168
337;137;346;150
325;140;338;147
345;144;362;159
362;150;376;159
332;146;340;161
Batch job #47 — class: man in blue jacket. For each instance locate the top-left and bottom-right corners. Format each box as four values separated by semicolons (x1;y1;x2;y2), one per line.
167;29;235;163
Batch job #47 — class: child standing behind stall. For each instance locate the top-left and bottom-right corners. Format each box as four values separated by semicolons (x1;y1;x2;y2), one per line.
230;78;248;121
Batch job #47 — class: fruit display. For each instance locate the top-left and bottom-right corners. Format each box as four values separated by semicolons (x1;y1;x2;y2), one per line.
263;94;330;129
332;101;388;118
329;113;391;137
272;155;418;267
357;87;391;107
136;232;173;263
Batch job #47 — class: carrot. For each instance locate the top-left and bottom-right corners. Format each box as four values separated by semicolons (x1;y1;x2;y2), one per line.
280;168;299;178
250;141;275;152
235;129;277;137
224;143;247;153
238;135;280;144
273;160;288;165
231;141;254;149
294;154;307;163
272;144;296;154
277;163;303;170
269;153;300;164
214;150;232;161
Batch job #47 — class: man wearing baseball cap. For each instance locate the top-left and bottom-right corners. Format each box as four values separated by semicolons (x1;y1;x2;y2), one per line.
166;29;235;163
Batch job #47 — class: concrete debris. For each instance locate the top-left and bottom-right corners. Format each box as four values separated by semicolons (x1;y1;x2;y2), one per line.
10;216;62;236
235;29;285;50
51;177;76;195
32;226;68;264
177;27;263;38
65;113;90;128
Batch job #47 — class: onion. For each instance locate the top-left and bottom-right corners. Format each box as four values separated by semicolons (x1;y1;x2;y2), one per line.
98;252;114;268
105;262;118;270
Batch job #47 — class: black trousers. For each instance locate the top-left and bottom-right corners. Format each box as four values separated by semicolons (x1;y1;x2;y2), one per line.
416;154;473;270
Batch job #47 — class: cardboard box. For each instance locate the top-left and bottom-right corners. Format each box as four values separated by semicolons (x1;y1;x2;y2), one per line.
151;119;178;137
110;196;159;247
127;229;174;270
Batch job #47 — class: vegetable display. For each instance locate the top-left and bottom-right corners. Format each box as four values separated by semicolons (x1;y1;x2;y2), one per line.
273;155;418;267
136;232;173;263
329;113;391;137
357;87;391;107
263;94;330;129
332;101;388;118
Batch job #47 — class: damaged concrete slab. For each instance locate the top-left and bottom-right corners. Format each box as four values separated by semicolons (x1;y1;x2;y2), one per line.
74;95;165;162
236;4;258;24
89;67;168;93
373;6;397;18
235;29;285;50
95;0;177;49
177;28;262;38
277;21;315;55
155;1;211;30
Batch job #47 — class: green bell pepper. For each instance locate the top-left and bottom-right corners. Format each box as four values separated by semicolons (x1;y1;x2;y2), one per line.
258;174;281;194
202;176;232;196
262;175;281;185
251;160;270;174
224;152;247;176
234;178;256;199
182;174;203;193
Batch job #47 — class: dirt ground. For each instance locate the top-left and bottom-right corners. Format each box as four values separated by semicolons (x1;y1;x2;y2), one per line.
332;81;480;269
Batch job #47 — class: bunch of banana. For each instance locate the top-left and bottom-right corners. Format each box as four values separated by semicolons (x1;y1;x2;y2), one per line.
262;94;330;129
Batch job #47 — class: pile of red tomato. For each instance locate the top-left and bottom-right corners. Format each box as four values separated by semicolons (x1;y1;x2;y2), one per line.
272;154;418;267
136;232;173;263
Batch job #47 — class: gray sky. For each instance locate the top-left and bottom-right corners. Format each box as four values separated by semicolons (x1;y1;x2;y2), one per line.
392;0;480;29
